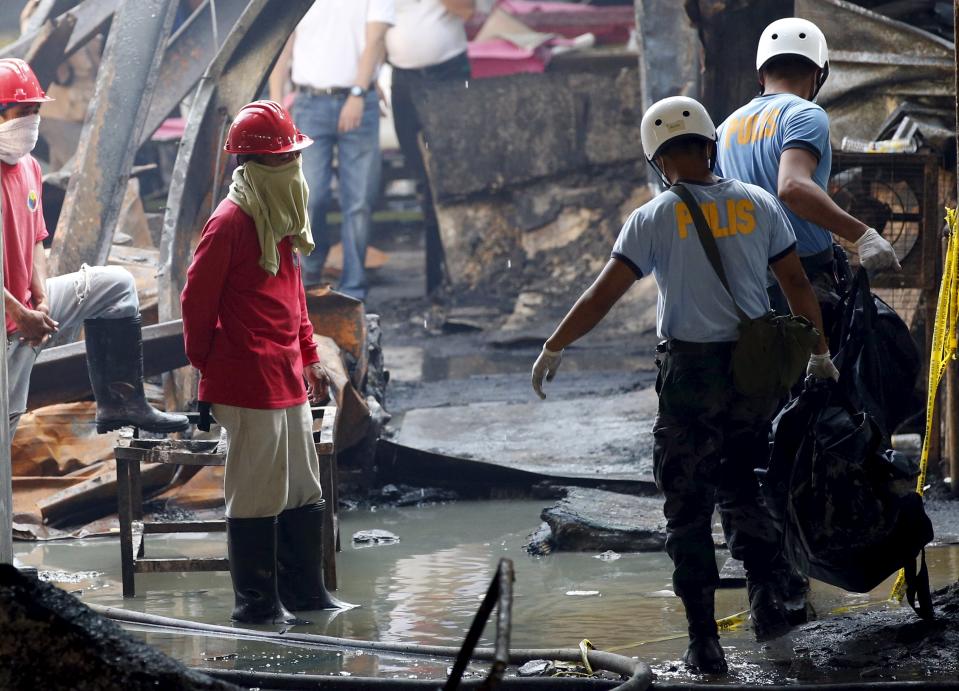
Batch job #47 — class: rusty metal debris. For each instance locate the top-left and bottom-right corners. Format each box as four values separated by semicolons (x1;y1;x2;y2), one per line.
50;0;179;274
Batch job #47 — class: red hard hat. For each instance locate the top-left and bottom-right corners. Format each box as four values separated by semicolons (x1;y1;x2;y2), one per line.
0;58;53;107
224;100;312;155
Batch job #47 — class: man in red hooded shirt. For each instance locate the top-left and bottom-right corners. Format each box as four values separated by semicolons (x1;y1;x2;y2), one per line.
182;100;351;625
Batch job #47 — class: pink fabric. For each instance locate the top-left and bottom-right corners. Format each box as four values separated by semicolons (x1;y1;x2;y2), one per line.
467;39;551;78
151;117;186;142
492;0;634;43
499;0;596;13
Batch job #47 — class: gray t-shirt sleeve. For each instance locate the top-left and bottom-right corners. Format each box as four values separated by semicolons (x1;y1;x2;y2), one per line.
611;208;653;279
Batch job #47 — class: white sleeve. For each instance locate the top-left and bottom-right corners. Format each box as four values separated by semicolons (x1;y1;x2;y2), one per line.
368;0;395;25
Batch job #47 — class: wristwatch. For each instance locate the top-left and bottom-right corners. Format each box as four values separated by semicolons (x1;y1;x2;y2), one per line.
349;85;366;98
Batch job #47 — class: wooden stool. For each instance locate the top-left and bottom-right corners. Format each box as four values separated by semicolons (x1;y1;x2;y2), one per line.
115;406;339;598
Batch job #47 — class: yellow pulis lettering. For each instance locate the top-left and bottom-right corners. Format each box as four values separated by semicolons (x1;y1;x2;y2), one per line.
675;202;692;239
703;202;727;237
736;114;756;144
736;199;756;234
724;117;740;147
725;199;739;235
762;108;780;139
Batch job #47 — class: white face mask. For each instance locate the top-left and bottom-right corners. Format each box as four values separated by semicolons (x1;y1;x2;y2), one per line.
0;113;40;165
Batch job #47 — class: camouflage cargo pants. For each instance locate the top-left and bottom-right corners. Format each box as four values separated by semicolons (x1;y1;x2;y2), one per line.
652;345;783;601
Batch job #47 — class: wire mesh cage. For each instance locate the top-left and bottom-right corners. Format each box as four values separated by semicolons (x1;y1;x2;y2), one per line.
828;152;941;337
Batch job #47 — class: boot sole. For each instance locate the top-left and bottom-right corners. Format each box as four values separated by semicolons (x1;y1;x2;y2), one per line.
683;655;728;675
97;420;191;434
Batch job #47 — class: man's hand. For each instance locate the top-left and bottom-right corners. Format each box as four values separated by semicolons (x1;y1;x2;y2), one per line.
856;228;901;273
338;95;364;133
531;347;563;400
11;302;58;346
305;363;331;404
807;352;839;382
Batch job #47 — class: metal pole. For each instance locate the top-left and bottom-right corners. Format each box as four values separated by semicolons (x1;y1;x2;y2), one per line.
0;164;13;563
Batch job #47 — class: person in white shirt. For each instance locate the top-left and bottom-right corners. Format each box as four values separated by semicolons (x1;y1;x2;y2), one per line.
386;0;474;294
270;0;396;301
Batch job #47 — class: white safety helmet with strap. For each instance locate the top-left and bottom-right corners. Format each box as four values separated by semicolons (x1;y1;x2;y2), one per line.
756;17;829;97
640;96;717;186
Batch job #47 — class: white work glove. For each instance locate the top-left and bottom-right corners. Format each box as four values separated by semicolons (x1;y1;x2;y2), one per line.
807;352;839;382
856;228;901;273
531;346;563;400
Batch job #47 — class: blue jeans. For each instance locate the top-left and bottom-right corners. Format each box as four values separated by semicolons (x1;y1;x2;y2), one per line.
293;90;381;300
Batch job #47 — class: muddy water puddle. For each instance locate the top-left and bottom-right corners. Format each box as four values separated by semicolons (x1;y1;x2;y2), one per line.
15;499;959;683
386;345;654;384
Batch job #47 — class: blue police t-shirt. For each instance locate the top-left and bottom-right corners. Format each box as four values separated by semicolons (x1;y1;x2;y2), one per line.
612;178;796;343
716;93;832;257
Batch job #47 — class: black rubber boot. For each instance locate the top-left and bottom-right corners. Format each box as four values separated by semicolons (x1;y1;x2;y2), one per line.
747;578;792;641
84;316;190;434
226;516;305;625
277;500;354;611
778;565;813;627
680;589;728;675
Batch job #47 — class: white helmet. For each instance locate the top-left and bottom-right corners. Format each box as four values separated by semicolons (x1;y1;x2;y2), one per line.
640;96;716;163
756;17;828;72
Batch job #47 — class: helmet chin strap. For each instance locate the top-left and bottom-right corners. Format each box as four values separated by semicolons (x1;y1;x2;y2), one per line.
646;158;671;189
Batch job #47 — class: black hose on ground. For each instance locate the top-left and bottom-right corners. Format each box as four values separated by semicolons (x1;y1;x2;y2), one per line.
201;668;623;689
197;669;959;691
91;604;652;690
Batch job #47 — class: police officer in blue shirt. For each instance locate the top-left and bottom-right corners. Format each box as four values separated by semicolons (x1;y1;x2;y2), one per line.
716;18;900;334
532;96;835;675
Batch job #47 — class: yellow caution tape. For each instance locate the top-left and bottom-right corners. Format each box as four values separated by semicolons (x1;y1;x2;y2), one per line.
578;639;594;675
606;633;687;653
601;609;751;654
890;207;959;603
716;609;750;631
829;601;875;615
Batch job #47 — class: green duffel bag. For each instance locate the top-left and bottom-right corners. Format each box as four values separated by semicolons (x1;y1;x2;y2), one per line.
733;310;820;398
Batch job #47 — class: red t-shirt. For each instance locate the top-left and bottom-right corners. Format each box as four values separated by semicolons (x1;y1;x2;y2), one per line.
2;157;49;334
181;199;320;409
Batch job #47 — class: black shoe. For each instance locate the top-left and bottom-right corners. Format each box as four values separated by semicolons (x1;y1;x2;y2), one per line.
277;501;355;611
226;516;306;625
84;316;190;434
683;634;728;675
748;580;791;641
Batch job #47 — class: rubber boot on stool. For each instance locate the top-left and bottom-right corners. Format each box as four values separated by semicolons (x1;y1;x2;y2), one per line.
277;500;354;611
84;316;190;434
226;516;304;624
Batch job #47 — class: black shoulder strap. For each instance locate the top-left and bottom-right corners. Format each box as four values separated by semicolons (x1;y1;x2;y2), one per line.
670;182;749;322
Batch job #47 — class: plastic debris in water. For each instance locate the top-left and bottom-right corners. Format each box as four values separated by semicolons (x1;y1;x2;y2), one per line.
565;590;601;596
648;589;676;598
594;550;621;561
352;529;400;548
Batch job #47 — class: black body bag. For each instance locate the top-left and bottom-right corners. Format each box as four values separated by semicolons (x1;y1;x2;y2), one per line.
830;268;922;440
762;270;935;618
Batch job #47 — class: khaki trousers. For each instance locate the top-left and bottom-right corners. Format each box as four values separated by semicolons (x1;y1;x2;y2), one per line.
212;401;323;518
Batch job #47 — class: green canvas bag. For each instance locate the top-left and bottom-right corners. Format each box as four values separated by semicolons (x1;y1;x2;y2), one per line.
670;183;819;398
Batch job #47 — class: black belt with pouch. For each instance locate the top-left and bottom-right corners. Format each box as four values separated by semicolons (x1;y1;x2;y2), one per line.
670;183;819;398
